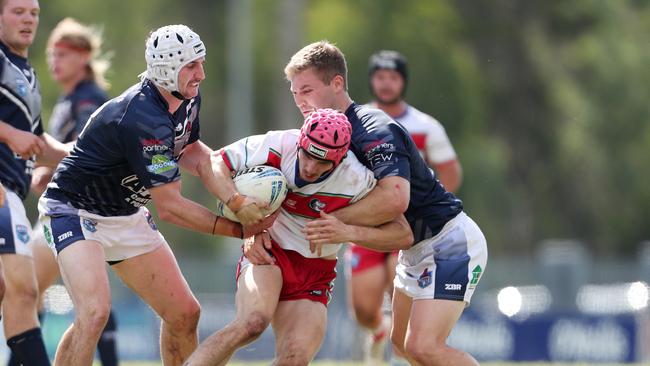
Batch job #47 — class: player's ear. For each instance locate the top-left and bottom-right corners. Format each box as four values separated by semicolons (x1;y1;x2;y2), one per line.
331;74;345;92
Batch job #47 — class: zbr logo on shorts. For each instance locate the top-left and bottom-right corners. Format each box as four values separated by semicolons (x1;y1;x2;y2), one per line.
417;267;432;289
15;225;30;244
82;218;98;233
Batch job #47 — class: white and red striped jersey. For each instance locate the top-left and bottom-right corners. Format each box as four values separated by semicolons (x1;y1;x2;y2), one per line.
220;129;376;258
368;103;457;165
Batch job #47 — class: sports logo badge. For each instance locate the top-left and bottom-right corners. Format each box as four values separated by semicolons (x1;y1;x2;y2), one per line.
417;267;432;289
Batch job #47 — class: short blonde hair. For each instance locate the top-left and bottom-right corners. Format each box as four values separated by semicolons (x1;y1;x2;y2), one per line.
284;40;347;89
47;18;111;90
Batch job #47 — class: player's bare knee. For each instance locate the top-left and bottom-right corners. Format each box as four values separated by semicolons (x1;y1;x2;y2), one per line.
241;311;271;341
77;303;111;335
353;307;381;329
404;338;446;365
4;279;38;307
164;298;201;333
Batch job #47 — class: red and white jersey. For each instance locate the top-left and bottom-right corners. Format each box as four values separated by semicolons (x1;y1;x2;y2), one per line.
220;129;376;258
368;103;457;165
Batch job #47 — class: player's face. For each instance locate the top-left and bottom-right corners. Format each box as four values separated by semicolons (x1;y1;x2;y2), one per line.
47;46;89;85
177;57;205;99
290;67;339;117
298;148;334;182
0;0;39;56
370;69;404;105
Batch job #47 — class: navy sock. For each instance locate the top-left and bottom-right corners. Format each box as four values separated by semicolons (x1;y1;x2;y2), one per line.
7;312;45;366
6;327;50;366
96;311;118;366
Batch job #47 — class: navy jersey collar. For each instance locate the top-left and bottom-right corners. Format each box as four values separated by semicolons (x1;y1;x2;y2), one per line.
293;153;332;188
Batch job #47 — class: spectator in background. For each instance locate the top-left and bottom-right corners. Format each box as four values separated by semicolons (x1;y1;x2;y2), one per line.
346;49;465;364
18;17;118;366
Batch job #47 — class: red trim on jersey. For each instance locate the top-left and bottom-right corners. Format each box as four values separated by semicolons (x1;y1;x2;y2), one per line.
282;192;353;219
410;133;426;151
266;149;282;169
219;149;234;171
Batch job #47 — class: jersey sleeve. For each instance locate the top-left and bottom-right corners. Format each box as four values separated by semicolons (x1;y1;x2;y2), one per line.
425;119;457;164
219;130;285;171
350;165;377;203
118;118;180;189
363;123;412;182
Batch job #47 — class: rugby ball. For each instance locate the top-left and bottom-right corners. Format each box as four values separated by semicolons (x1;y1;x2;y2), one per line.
216;165;289;222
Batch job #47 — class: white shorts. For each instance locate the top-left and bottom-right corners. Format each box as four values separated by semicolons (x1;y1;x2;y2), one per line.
39;197;165;262
0;189;33;257
31;221;48;248
394;212;487;304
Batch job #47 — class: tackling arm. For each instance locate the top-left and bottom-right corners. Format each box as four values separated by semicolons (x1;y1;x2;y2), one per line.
329;175;410;227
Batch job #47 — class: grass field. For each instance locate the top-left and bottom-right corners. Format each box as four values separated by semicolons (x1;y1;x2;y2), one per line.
107;362;644;366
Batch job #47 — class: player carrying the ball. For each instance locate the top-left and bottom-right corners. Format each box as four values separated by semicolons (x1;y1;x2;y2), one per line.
185;108;413;365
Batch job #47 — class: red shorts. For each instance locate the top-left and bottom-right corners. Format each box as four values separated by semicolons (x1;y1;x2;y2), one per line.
345;244;398;275
237;240;337;306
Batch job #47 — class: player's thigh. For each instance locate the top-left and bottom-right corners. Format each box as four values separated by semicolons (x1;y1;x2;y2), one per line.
390;288;412;349
32;244;59;294
386;252;398;295
111;243;198;322
58;239;111;311
408;298;464;344
235;263;283;320
349;264;387;312
272;299;327;358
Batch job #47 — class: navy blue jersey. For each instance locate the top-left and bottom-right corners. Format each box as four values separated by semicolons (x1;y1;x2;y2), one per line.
0;42;43;200
44;79;200;216
344;103;463;243
48;80;108;143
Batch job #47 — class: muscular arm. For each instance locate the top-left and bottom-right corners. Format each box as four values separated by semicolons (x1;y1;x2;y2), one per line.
304;212;413;252
149;180;243;238
433;159;463;194
329;175;410;227
36;133;71;167
181;143;239;203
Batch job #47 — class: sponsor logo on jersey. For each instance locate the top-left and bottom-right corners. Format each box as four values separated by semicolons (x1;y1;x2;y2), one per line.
16;225;30;244
43;225;53;246
15;78;27;97
57;231;73;243
142;144;169;152
417;267;432;289
146;155;177;174
308;198;326;212
469;265;483;289
82;218;98;233
307;143;328;159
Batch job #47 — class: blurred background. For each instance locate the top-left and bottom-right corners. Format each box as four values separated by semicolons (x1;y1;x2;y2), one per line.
7;0;650;363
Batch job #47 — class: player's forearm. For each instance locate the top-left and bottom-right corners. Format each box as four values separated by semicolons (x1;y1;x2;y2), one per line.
156;195;242;238
37;134;70;167
331;176;409;226
347;217;413;251
0;120;16;143
200;151;238;202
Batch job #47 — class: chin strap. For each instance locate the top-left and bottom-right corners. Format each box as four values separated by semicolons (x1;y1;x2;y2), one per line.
171;91;186;100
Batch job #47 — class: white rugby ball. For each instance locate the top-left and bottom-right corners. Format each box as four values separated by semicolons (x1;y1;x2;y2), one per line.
216;165;289;222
